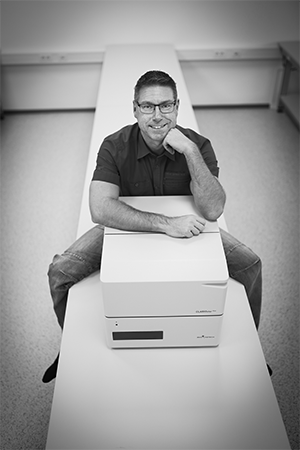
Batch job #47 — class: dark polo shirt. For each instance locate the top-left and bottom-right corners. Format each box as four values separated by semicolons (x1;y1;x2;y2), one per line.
92;123;219;196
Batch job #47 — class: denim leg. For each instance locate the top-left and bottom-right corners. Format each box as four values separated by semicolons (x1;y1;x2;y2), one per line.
220;228;262;329
48;225;104;328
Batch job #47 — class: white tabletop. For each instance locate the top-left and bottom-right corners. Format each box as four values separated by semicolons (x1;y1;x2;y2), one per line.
46;273;290;450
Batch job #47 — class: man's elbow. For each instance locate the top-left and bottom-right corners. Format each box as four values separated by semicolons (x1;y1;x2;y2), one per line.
90;211;100;224
204;204;224;222
89;196;112;226
89;200;104;225
90;206;100;224
201;195;226;222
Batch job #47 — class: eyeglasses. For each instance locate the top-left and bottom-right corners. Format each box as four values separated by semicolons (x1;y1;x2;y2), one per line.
135;101;177;114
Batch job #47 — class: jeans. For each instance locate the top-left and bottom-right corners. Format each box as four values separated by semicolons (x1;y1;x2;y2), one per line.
220;229;262;329
48;226;262;329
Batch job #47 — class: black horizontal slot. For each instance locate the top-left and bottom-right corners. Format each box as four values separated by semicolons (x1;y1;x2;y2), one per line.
112;331;163;341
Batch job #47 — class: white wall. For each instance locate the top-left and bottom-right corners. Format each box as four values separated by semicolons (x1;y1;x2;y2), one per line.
1;1;299;110
2;0;299;52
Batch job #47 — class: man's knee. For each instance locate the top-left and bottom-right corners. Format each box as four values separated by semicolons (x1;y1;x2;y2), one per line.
253;255;262;278
48;254;63;277
240;248;262;280
47;253;78;295
48;250;99;288
228;241;261;278
46;255;70;325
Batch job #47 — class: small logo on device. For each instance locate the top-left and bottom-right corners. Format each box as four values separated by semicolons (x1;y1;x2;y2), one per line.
196;310;212;313
197;335;215;339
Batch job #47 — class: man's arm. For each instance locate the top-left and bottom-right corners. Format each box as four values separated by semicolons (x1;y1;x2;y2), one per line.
89;180;206;238
163;128;226;221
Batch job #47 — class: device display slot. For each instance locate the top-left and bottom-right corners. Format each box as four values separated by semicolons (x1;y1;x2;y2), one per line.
112;331;163;340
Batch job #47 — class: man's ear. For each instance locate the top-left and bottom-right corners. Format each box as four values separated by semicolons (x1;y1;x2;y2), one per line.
133;101;137;118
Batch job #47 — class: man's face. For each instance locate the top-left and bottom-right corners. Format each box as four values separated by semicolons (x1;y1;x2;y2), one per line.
133;85;179;151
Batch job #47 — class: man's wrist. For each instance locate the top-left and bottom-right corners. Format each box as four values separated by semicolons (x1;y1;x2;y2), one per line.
155;214;171;234
182;141;199;157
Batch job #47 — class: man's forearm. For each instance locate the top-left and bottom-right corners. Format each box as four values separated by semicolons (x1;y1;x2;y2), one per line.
163;128;226;221
185;144;226;221
91;197;169;233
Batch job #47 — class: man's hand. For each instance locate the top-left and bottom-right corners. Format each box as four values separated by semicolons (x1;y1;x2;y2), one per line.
163;128;194;155
164;214;206;238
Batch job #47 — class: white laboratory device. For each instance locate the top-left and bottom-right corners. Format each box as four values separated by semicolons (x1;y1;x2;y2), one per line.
100;196;228;348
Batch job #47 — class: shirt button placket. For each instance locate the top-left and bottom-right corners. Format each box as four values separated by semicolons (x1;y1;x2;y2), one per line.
153;159;160;195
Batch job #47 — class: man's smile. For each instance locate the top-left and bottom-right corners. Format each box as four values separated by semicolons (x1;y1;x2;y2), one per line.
149;123;168;130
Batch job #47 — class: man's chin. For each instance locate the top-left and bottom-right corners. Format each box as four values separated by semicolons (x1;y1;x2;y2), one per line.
148;126;169;140
141;128;168;150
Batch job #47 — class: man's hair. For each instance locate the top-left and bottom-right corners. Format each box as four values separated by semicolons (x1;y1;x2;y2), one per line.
134;70;178;102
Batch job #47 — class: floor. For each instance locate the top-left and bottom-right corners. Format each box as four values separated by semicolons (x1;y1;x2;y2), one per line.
0;107;299;450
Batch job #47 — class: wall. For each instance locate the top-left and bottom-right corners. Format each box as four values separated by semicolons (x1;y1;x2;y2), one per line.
1;0;299;110
2;0;299;52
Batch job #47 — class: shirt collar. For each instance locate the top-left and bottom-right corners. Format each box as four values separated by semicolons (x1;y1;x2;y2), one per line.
137;131;176;161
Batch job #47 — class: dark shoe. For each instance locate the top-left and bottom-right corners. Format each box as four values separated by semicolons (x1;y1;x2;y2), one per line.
267;364;273;376
42;353;59;383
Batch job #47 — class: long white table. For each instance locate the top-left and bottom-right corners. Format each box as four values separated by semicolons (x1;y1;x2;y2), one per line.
46;275;290;450
46;44;290;450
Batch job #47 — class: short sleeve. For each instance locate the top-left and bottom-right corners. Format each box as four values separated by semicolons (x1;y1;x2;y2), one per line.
92;140;120;186
199;138;220;178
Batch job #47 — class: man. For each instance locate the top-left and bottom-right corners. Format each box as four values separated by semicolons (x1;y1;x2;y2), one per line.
43;70;262;383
